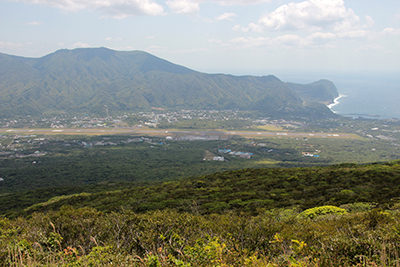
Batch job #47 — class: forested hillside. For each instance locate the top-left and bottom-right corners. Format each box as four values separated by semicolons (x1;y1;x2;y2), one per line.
13;160;400;218
1;161;400;266
0;48;337;118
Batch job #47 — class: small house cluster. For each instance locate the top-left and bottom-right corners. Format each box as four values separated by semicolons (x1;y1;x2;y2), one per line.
302;152;320;158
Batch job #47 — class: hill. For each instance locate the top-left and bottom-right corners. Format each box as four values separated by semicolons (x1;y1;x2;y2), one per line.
1;161;400;266
3;160;398;218
0;48;338;118
287;79;339;104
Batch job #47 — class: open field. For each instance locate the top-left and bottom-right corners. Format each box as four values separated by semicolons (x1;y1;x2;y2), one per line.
254;124;286;131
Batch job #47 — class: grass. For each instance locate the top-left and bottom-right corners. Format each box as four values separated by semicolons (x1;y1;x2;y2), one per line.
254;124;286;131
253;159;281;165
203;150;217;160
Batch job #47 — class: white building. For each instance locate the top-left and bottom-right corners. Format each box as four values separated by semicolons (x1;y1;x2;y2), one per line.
213;156;225;161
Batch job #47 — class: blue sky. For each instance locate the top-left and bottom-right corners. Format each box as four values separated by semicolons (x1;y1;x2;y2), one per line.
1;0;399;75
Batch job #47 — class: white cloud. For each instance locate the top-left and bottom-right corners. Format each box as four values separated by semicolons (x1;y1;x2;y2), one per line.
382;27;400;36
356;44;384;52
146;45;207;53
71;42;91;48
212;0;271;5
105;37;122;41
246;0;373;33
228;36;271;49
166;0;271;14
248;23;263;32
145;35;156;39
14;0;164;18
146;45;166;52
272;34;310;47
234;23;263;32
365;15;374;28
233;24;249;32
337;30;368;38
308;32;336;41
225;31;342;50
216;12;236;21
26;21;43;25
208;38;223;43
229;0;375;50
226;29;380;51
0;41;24;49
166;0;199;14
106;45;135;51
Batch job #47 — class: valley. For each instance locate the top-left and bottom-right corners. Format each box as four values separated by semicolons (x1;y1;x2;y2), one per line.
0;114;399;220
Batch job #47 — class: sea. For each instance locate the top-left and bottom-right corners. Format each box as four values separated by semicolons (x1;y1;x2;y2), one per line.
277;71;400;120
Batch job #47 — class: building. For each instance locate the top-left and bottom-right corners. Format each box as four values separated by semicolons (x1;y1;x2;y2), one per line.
213;156;225;161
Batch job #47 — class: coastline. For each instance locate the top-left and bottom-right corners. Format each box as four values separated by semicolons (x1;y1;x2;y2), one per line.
328;94;346;112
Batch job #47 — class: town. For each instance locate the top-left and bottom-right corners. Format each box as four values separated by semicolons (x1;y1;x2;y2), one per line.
1;109;400;167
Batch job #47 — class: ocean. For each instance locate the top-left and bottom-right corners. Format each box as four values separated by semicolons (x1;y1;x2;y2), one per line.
277;71;400;120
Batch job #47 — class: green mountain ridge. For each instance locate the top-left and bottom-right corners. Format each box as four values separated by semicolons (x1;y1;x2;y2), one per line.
287;79;339;104
0;47;338;118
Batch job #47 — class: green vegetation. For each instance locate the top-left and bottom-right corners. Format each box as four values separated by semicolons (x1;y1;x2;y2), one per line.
2;205;400;266
0;114;399;265
6;160;399;218
287;79;339;104
0;131;399;217
1;45;400;267
157;118;252;130
299;205;347;219
0;48;337;118
0;130;398;265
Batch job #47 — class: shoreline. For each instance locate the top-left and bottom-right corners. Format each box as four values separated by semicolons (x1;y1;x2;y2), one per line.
328;94;346;111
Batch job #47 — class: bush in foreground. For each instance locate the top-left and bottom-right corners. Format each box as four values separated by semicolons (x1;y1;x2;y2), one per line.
1;205;400;266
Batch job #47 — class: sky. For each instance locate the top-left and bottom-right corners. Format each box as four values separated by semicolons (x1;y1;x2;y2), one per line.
1;0;400;76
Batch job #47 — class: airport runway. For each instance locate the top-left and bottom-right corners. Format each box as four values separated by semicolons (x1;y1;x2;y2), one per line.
0;128;356;138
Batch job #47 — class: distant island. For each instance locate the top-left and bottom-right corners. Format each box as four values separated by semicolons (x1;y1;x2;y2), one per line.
0;47;338;118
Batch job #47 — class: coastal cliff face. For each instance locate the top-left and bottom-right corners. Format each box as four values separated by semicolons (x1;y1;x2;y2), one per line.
287;79;339;105
0;48;338;118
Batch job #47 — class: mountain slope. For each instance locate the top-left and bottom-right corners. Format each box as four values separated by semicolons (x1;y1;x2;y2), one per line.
11;160;400;217
0;48;338;118
287;79;339;104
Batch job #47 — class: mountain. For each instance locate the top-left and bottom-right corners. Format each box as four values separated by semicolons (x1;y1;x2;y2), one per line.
287;79;339;104
0;47;338;118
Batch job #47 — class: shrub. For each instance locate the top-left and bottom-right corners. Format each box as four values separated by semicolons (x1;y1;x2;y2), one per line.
299;205;347;219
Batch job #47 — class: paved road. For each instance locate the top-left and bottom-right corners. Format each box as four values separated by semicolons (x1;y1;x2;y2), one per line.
0;128;355;138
